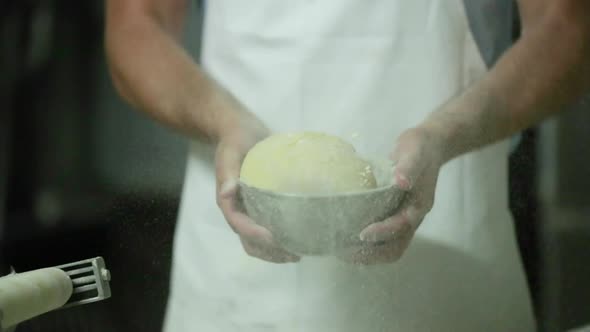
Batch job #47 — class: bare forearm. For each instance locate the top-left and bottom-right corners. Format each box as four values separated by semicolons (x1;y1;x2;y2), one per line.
422;7;590;163
105;5;240;142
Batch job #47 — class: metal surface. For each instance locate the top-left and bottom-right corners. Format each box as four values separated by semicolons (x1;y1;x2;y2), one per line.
0;322;15;332
240;160;405;256
56;257;111;309
537;99;590;331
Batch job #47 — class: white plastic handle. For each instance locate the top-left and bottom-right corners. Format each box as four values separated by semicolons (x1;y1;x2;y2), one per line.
0;268;73;329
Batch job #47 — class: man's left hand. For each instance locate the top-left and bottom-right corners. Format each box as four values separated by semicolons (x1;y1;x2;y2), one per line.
341;127;447;265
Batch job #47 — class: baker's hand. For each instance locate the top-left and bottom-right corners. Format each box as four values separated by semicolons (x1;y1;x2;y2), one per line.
343;127;446;265
215;112;300;264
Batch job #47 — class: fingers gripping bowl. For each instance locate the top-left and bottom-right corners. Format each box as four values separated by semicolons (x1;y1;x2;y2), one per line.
238;132;406;256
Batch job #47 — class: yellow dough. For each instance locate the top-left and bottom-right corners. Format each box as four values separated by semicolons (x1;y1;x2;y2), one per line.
240;132;377;194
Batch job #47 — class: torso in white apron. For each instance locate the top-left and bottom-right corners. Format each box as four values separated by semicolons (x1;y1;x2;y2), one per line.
165;1;536;331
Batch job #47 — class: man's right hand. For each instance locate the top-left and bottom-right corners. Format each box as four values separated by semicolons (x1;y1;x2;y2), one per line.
105;0;298;263
215;112;301;264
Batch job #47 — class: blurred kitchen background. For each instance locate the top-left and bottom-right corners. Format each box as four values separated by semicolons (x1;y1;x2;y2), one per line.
1;1;589;331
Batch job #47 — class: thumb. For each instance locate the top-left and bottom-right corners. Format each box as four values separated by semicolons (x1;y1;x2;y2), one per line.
390;141;426;192
215;142;243;197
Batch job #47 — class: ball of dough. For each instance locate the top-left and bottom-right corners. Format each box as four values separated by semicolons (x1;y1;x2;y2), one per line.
240;131;377;194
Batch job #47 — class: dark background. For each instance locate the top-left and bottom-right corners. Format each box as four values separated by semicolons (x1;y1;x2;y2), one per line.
1;1;589;331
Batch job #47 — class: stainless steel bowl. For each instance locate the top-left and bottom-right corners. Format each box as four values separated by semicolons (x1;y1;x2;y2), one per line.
239;159;406;256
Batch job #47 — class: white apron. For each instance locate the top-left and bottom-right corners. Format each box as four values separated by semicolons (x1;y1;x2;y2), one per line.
164;1;536;331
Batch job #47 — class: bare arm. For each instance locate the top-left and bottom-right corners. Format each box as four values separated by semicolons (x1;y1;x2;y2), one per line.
357;0;590;264
105;0;296;263
105;0;244;142
422;0;590;162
